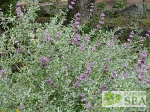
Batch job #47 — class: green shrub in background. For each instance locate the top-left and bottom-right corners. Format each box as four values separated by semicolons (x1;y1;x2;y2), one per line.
113;0;126;9
0;0;18;14
96;2;107;10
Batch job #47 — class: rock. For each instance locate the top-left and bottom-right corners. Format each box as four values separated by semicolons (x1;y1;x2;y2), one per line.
120;4;143;15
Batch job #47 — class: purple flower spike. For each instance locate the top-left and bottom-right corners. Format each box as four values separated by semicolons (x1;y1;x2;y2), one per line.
45;31;51;42
103;65;109;72
110;70;117;79
40;55;50;68
46;78;55;87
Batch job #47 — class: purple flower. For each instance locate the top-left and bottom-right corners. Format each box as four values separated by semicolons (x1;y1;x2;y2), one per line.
78;73;86;81
16;2;23;17
124;42;130;48
75;34;81;40
105;58;110;63
97;13;105;30
80;46;86;51
96;24;102;29
17;47;23;54
103;65;109;72
72;13;81;31
127;38;132;42
20;104;25;109
56;31;62;38
101;13;105;17
40;55;50;68
88;106;93;111
100;82;107;92
16;1;21;7
127;30;134;42
71;1;75;5
73;80;81;88
71;33;81;45
89;3;94;15
76;12;81;17
99;21;104;24
73;62;94;88
108;41;114;47
69;5;73;9
81;93;85;97
137;73;145;83
122;71;130;78
81;97;86;102
46;78;55;87
123;62;128;67
84;34;89;41
110;70;117;79
86;102;91;107
130;30;135;35
146;76;150;85
89;62;94;68
141;51;147;57
45;31;51;42
0;69;6;77
140;36;146;42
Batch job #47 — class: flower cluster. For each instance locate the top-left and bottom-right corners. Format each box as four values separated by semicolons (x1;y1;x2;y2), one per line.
17;47;23;54
16;1;23;17
73;62;94;88
45;30;51;42
46;78;55;87
122;71;130;78
72;12;81;31
0;69;6;77
92;42;101;51
103;58;110;72
110;70;117;80
97;13;105;30
68;0;76;10
89;3;94;16
136;50;147;83
71;33;81;45
86;102;93;111
80;93;93;111
100;82;107;93
145;30;150;38
146;76;150;85
40;55;50;68
127;30;134;42
81;93;86;102
80;34;90;51
56;31;62;38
